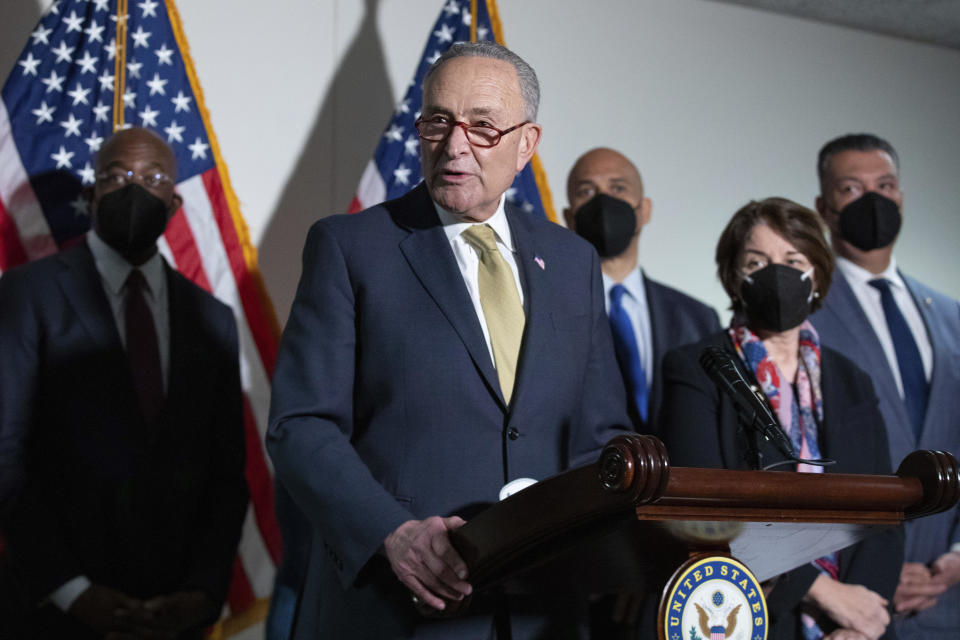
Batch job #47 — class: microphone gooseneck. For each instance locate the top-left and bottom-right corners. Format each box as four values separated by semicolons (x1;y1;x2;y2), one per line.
699;346;834;469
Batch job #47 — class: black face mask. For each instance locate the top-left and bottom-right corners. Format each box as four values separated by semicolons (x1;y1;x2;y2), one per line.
573;193;637;258
94;183;170;262
741;264;814;332
838;191;902;252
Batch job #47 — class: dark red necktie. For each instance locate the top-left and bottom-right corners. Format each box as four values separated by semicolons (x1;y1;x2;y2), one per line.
125;269;163;423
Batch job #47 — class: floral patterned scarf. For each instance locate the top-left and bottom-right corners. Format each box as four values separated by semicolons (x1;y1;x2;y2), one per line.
729;319;824;473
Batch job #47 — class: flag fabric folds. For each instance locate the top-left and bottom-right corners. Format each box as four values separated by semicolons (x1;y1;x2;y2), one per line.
348;0;557;221
0;0;279;632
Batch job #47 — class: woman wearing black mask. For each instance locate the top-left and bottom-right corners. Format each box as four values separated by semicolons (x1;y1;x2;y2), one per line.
658;198;903;640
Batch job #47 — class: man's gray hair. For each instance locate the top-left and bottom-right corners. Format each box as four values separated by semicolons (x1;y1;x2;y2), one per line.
423;41;540;121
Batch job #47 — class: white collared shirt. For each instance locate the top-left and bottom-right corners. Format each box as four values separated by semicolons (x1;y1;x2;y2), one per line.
602;267;653;388
835;256;933;397
434;196;524;368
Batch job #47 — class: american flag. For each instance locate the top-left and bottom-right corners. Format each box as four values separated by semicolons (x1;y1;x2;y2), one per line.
0;0;280;632
348;0;557;221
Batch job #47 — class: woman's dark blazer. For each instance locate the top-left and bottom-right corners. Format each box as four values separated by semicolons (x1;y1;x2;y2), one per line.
658;330;904;640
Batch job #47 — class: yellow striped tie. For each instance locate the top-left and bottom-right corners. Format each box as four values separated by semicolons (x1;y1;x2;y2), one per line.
461;224;525;404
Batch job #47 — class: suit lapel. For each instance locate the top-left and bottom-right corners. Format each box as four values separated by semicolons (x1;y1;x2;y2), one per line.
57;242;147;435
396;186;503;406
644;274;666;424
57;242;124;353
819;355;843;472
821;272;924;454
504;205;551;417
164;266;188;419
824;272;911;415
901;273;946;444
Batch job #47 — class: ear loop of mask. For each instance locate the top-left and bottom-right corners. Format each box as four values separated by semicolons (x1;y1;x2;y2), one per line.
800;267;815;303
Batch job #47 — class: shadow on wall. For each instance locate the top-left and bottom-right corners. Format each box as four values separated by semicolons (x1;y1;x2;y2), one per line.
0;3;44;95
258;0;395;326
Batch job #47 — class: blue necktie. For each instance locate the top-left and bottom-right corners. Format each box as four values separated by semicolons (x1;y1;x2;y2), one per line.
608;284;648;424
869;278;928;438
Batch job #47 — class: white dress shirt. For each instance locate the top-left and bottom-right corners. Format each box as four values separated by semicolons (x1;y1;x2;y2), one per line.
835;256;933;397
50;231;172;611
602;267;653;388
434;196;524;368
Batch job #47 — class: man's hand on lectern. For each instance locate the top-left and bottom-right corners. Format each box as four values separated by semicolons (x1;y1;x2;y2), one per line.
384;516;472;611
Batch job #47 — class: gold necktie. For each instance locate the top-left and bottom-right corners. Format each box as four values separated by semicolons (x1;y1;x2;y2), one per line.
461;224;525;404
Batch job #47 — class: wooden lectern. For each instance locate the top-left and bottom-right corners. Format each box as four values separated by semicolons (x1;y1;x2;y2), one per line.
442;435;959;638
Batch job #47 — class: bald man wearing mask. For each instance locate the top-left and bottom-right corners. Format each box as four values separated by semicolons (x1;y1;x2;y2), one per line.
564;148;720;433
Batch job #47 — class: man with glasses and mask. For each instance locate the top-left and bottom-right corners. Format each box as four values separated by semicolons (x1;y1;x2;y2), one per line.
267;42;630;639
0;127;248;639
564;148;719;433
810;133;960;639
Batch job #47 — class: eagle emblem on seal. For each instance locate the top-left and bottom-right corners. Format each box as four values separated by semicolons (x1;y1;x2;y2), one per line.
695;601;741;640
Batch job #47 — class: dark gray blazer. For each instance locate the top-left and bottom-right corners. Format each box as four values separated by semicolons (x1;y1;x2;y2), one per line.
812;270;960;639
266;184;631;639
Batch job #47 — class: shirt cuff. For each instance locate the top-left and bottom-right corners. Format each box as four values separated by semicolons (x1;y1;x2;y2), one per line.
951;543;960;554
49;575;92;612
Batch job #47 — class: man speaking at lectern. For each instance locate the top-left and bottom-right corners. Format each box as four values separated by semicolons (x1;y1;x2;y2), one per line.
267;42;630;638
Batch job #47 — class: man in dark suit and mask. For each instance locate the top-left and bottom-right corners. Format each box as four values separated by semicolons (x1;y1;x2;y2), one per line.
0;127;248;639
564;148;720;433
810;133;960;639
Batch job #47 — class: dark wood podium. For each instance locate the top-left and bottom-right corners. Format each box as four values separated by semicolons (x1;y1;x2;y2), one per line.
441;435;959;635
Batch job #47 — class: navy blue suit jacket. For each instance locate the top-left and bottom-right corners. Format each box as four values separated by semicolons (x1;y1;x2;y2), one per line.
0;242;248;637
266;184;631;639
642;275;720;430
658;331;903;640
812;270;960;638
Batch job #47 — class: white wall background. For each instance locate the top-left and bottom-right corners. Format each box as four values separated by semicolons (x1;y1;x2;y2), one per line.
3;0;959;326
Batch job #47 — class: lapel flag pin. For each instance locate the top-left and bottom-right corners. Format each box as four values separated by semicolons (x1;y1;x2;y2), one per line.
534;255;545;270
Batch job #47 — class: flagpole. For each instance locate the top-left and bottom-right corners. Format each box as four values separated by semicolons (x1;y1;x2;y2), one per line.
113;0;128;131
470;0;478;41
484;0;558;223
163;0;281;341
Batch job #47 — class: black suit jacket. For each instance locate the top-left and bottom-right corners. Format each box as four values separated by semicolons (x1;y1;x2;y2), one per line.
0;242;248;637
658;331;904;640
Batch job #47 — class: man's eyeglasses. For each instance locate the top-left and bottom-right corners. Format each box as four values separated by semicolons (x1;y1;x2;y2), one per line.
414;116;529;148
95;170;174;189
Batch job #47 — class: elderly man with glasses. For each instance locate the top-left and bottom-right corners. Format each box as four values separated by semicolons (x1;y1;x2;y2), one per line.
0;127;248;639
267;41;631;639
